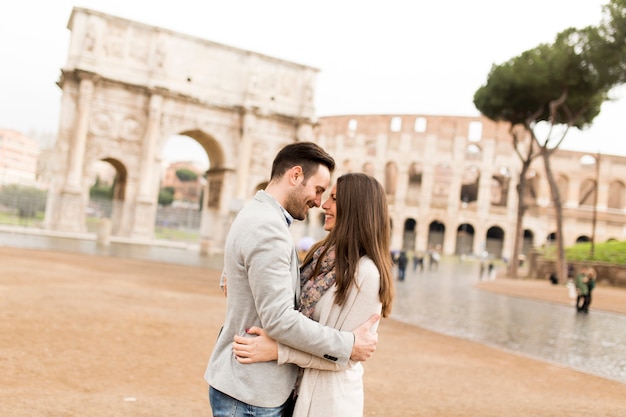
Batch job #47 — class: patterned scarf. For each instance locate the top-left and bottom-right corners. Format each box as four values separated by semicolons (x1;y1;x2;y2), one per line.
298;244;336;318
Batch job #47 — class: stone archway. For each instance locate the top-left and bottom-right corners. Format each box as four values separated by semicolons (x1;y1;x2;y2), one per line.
45;7;318;247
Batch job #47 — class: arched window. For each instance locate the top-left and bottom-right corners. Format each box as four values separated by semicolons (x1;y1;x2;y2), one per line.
490;166;510;207
385;162;398;197
485;226;505;258
406;162;423;206
365;138;377;157
468;121;482;142
579;179;597;207
403;218;417;251
362;162;375;177
522;229;534;255
608;180;625;209
465;144;482;160
414;117;427;133
523;169;539;206
427;220;445;251
460;165;480;204
390;117;402;132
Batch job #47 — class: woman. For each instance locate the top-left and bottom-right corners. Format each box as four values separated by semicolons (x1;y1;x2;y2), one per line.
233;172;394;416
584;267;597;313
575;266;589;313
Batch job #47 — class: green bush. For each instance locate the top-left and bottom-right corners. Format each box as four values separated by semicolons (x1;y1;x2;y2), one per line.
175;168;198;182
89;176;114;200
541;240;626;264
0;185;47;218
159;186;175;206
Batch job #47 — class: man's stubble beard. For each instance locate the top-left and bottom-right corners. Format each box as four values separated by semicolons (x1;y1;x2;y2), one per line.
284;187;308;221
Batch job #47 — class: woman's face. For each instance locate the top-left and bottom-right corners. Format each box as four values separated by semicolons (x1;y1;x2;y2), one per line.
321;185;337;231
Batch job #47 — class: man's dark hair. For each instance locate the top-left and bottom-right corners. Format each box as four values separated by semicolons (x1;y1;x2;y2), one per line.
270;142;335;181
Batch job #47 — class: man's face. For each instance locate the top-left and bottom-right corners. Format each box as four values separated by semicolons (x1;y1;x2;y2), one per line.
284;165;331;221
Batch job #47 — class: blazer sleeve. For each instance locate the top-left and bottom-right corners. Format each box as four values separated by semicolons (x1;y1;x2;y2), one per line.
277;344;357;371
275;257;383;370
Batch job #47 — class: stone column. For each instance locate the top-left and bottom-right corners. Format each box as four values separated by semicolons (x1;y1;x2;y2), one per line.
138;94;162;200
199;177;213;256
64;77;94;192
201;168;232;251
416;221;430;253
567;179;580;209
56;76;95;232
131;94;163;240
439;219;454;255
235;111;255;200
390;212;404;251
394;163;409;210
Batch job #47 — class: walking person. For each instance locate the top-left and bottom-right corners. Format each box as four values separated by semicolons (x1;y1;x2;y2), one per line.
233;173;394;417
397;251;408;281
204;143;380;417
583;267;597;313
575;266;589;313
429;250;440;270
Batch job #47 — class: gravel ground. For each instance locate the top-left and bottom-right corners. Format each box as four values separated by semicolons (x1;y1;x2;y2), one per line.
1;246;625;417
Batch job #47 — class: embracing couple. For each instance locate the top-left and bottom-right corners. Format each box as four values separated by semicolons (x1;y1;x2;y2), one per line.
204;141;394;417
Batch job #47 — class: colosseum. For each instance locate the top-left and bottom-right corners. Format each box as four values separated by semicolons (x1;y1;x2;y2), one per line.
311;114;626;260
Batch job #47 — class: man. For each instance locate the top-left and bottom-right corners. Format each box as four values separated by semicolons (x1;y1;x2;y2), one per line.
205;142;380;416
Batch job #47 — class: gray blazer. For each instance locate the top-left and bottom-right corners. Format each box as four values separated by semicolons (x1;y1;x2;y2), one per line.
204;190;354;407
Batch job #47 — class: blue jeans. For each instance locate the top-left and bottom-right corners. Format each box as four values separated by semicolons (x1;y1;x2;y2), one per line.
209;386;292;417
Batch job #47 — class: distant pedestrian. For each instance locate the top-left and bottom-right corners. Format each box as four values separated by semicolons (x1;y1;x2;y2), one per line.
549;272;558;285
397;251;408;281
585;267;597;313
575;266;589;313
429;251;440;271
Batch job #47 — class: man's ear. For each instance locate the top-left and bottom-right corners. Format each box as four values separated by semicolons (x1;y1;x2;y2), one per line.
289;166;304;185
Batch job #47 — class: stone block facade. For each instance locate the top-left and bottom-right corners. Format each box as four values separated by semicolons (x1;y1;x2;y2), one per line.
314;114;626;259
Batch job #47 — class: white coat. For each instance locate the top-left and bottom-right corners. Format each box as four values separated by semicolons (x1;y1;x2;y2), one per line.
277;256;382;417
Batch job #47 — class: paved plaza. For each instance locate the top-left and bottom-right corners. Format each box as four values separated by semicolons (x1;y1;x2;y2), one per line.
1;239;626;416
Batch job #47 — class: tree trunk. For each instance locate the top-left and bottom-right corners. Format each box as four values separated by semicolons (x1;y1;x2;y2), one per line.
509;162;530;279
508;127;536;279
541;148;567;284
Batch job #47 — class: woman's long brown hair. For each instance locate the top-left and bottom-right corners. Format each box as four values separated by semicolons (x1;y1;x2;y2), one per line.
302;173;393;317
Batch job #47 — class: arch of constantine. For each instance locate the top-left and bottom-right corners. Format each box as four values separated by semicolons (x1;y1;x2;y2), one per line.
45;7;320;249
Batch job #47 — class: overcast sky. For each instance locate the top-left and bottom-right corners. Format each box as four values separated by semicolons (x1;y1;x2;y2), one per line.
1;0;624;163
